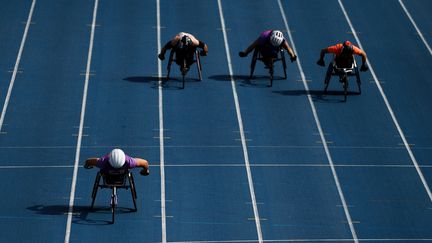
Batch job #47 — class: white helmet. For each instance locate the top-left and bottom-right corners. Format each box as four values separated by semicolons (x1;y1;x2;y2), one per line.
109;149;125;168
270;30;284;47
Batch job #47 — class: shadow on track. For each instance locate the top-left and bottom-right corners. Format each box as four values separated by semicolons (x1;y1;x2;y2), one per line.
27;204;136;225
208;74;286;88
272;89;360;103
123;76;200;90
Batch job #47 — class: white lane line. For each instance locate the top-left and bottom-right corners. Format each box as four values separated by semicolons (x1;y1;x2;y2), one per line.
338;0;432;202
164;238;432;243
156;0;167;242
217;1;263;242
399;0;432;56
0;163;431;169
0;0;36;133
1;144;432;149
277;1;358;242
64;0;98;242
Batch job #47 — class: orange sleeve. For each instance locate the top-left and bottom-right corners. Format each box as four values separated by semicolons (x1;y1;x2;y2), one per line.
326;44;343;55
352;46;364;55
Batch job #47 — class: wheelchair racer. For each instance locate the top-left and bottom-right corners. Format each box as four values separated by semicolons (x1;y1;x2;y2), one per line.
316;40;368;71
158;32;208;72
238;30;297;66
84;148;149;176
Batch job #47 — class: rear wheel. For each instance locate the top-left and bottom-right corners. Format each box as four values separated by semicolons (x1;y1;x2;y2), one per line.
324;64;333;93
181;59;187;89
281;50;287;79
355;66;361;94
129;173;137;212
196;51;202;81
249;50;258;79
90;173;101;209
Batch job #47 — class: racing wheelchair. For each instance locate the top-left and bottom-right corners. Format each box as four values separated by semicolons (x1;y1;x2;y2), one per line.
166;48;203;89
90;169;138;224
249;48;287;87
323;55;361;102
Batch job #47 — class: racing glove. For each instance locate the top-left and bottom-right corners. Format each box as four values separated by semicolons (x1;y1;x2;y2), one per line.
360;63;368;72
140;169;150;176
290;55;297;63
316;59;325;67
238;51;247;57
84;164;93;169
158;53;165;61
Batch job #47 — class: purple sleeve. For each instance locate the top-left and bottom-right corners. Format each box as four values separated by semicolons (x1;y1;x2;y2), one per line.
96;154;110;168
125;155;137;168
257;30;272;45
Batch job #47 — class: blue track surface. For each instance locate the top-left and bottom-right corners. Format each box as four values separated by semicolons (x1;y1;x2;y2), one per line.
1;0;432;242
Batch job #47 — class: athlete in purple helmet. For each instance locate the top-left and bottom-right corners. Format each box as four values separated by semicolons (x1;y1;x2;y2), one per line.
84;148;149;176
239;30;297;66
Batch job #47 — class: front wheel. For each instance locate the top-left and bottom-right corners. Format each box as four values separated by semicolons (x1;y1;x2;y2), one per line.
269;61;274;87
110;187;118;224
343;76;348;102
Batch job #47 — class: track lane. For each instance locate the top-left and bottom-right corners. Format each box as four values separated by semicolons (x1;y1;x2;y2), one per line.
0;0;94;242
69;0;161;242
221;0;358;240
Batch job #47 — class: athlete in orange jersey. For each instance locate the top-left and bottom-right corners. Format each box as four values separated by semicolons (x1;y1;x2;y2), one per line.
317;40;368;71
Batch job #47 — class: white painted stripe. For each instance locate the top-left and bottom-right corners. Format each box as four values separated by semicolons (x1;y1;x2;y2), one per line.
0;165;75;169
64;0;98;242
338;0;432;202
277;1;358;242
0;144;432;150
164;238;432;243
1;144;432;149
156;0;167;242
216;1;263;242
399;0;432;56
0;163;431;169
0;0;36;132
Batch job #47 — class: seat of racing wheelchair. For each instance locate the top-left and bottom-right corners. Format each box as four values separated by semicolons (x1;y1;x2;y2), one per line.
90;168;138;223
166;48;203;89
249;48;287;87
323;55;361;101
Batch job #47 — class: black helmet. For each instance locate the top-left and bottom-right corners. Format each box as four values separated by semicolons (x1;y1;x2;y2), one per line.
178;36;192;49
342;40;353;53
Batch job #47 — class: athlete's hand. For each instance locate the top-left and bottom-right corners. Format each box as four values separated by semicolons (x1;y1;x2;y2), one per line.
140;169;150;176
290;55;297;63
316;59;325;67
360;64;368;72
238;51;247;57
84;164;93;169
200;50;207;56
158;53;165;61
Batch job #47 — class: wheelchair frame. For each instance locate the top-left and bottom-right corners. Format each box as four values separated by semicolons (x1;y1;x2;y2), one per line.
90;170;137;224
249;48;287;87
323;56;361;102
166;48;202;89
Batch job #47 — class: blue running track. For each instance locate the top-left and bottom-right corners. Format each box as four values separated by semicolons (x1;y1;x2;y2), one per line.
0;0;432;242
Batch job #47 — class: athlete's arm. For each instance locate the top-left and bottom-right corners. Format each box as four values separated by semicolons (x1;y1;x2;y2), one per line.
281;41;296;61
135;158;150;176
84;158;98;169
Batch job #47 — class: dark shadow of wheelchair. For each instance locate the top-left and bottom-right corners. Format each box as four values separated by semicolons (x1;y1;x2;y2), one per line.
123;76;200;90
123;76;160;83
272;89;360;103
123;76;161;89
208;74;286;88
27;204;136;225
